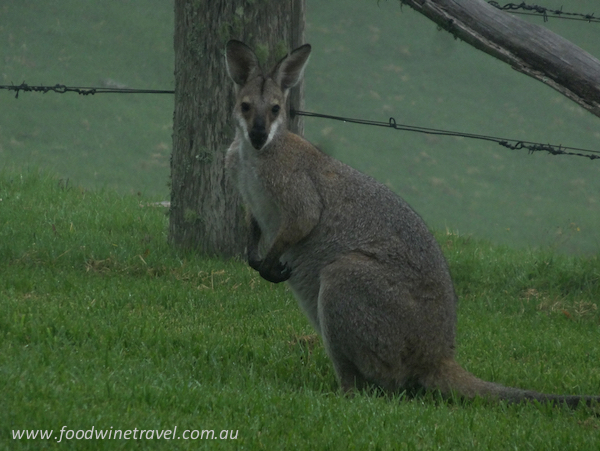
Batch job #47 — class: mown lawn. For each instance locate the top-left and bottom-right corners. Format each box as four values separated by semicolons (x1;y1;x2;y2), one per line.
1;170;599;450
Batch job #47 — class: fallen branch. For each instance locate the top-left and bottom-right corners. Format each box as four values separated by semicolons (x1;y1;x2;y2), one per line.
399;0;600;118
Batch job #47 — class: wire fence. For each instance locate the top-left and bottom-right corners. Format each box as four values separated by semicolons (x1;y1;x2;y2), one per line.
1;2;598;161
1;82;174;98
487;1;599;23
291;110;600;161
2;81;598;161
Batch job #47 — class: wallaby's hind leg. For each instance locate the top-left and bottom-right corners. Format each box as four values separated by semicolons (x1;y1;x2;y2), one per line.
328;353;371;394
317;253;421;394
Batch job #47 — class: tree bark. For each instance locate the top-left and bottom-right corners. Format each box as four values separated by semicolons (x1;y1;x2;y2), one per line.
170;0;306;256
399;0;600;118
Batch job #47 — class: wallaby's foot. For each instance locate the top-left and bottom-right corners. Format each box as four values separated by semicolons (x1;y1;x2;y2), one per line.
338;364;372;395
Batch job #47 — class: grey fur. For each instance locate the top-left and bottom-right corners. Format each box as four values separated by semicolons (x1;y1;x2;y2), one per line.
224;40;599;408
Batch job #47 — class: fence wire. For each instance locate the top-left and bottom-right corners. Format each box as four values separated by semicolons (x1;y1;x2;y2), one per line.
488;1;599;23
1;82;599;161
0;82;174;98
292;110;600;161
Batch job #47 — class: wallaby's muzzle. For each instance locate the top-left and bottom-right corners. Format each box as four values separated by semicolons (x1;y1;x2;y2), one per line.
249;123;268;150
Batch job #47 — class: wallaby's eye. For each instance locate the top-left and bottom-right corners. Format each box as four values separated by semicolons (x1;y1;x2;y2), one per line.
241;102;251;113
271;104;280;115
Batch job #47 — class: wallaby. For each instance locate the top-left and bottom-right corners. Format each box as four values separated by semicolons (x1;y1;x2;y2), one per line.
224;39;599;408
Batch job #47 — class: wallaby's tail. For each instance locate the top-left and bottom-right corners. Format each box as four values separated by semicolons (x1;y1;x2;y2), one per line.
424;359;600;409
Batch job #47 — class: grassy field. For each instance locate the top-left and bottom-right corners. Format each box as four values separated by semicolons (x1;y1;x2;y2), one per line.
2;170;600;450
1;1;600;254
2;3;600;450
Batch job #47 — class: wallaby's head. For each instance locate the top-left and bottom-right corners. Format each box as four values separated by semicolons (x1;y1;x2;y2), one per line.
225;40;311;151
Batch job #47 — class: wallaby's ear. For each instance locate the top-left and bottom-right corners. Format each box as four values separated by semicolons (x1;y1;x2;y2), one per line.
226;40;262;86
271;44;311;91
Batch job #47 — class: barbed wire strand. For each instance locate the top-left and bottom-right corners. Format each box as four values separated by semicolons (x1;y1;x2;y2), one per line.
1;82;598;160
291;110;600;161
488;1;598;23
0;82;174;98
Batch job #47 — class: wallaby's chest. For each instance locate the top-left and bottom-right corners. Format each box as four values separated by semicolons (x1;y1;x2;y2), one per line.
229;139;281;238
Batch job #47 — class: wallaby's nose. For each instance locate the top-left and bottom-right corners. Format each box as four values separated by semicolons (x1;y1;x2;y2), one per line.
249;123;268;150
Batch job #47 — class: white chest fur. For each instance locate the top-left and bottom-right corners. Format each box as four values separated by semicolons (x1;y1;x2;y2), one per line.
226;136;281;245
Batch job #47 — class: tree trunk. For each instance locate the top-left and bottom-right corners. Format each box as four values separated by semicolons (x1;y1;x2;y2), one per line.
399;0;600;118
170;0;306;256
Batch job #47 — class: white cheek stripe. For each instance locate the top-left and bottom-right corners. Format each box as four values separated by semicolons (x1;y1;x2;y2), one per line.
264;115;283;149
235;112;252;145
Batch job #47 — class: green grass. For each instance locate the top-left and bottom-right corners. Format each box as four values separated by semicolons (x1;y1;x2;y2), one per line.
0;0;174;198
1;1;600;254
2;169;600;450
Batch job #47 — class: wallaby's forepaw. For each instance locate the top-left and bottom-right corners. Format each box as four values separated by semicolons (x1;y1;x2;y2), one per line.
248;254;262;272
261;261;292;283
248;258;292;283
